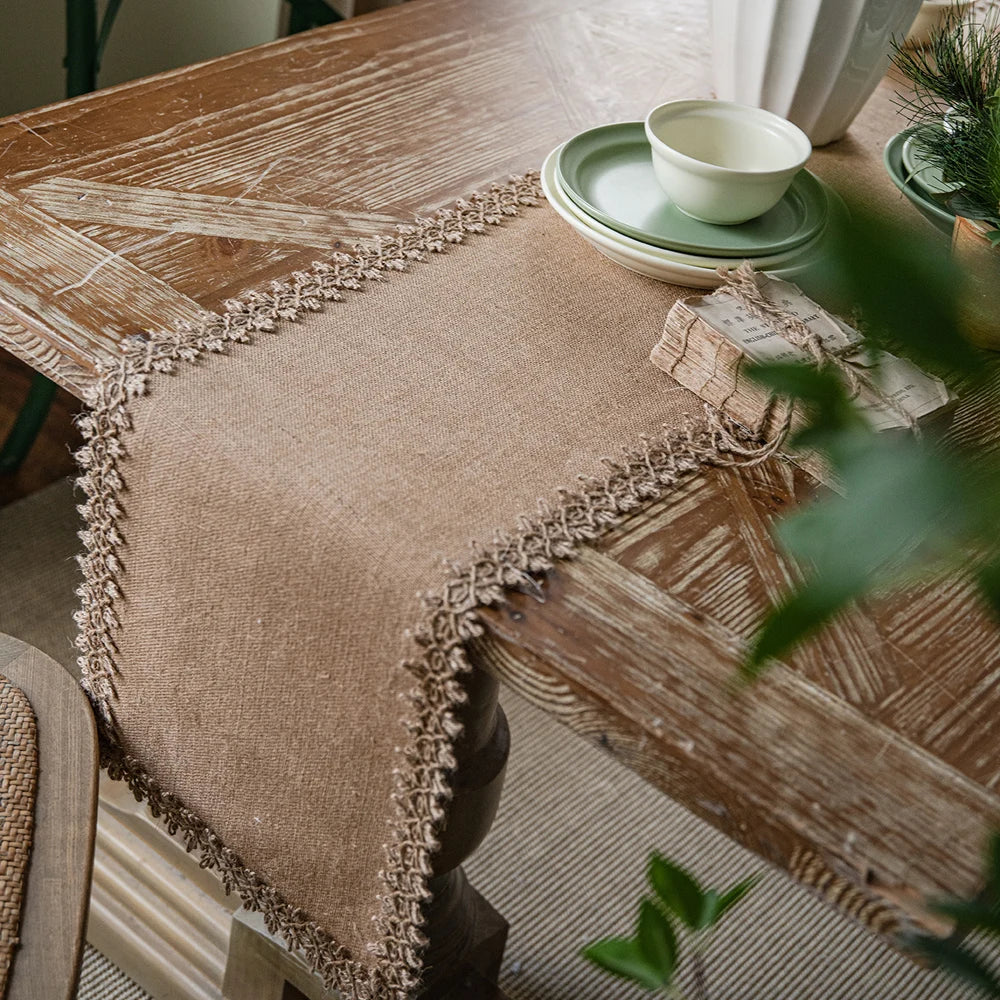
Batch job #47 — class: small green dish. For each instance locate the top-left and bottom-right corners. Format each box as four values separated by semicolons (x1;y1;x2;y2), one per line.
901;127;962;199
555;121;828;258
884;130;955;235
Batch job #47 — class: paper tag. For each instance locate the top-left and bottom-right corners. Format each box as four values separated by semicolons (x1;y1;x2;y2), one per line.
848;350;952;430
687;275;951;431
691;275;860;364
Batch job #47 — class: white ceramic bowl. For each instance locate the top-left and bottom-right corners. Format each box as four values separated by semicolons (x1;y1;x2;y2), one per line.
644;100;812;225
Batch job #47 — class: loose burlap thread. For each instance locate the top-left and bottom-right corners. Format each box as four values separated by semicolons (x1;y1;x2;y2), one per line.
71;174;775;998
0;675;37;997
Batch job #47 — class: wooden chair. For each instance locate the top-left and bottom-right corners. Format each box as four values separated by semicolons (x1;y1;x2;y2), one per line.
0;633;98;1000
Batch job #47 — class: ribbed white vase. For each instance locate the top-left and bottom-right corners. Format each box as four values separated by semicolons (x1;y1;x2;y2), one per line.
710;0;923;145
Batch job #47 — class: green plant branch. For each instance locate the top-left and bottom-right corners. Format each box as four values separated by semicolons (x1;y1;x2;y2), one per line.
690;951;709;1000
893;11;1000;119
892;11;1000;223
584;856;759;997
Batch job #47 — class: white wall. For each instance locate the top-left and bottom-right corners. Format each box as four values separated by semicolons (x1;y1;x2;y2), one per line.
0;0;282;117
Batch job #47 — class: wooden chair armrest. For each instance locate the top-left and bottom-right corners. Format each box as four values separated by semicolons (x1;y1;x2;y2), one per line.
0;633;98;1000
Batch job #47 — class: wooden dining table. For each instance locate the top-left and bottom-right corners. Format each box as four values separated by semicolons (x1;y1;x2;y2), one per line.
1;0;998;988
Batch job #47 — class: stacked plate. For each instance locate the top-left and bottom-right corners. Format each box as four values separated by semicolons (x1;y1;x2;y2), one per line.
884;126;958;235
542;122;842;288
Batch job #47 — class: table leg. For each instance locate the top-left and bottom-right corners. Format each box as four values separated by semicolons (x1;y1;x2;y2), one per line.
418;664;510;995
221;909;297;1000
419;868;508;999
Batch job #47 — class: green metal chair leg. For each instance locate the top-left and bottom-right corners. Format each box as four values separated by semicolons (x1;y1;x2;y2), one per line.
286;0;342;34
4;1;340;477
0;374;58;475
0;0;108;479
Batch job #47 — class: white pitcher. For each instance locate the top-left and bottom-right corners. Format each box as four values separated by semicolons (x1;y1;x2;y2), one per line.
710;0;923;146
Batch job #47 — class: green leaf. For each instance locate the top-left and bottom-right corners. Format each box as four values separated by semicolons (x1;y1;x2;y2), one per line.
950;192;1000;226
744;577;859;676
747;361;850;407
928;897;1000;937
929;832;1000;938
648;854;705;930
637;898;677;980
745;435;970;673
747;362;865;455
905;932;1000;996
779;437;965;574
822;199;980;378
976;557;1000;624
582;936;671;991
699;889;721;929
987;831;1000;898
713;874;762;925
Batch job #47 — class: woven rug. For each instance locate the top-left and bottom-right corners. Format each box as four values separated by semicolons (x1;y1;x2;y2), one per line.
77;947;151;1000
0;482;982;1000
0;674;37;997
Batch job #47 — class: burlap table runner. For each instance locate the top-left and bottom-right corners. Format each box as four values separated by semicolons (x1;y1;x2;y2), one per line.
73;175;752;998
0;675;37;997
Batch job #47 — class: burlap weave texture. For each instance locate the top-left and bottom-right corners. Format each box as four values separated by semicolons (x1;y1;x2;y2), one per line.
79;184;705;994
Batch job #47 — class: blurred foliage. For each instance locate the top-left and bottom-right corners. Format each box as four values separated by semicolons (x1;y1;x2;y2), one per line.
583;853;759;998
734;193;1000;994
742;199;1000;675
905;833;1000;997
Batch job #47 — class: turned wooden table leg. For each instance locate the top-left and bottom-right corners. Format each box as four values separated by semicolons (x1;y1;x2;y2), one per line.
418;664;510;997
222;662;511;1000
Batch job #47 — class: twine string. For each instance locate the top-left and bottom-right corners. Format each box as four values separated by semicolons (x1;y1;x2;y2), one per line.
720;262;917;434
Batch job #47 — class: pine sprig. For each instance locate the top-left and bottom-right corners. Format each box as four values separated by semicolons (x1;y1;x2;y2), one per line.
913;104;1000;220
892;11;1000;223
893;12;1000;121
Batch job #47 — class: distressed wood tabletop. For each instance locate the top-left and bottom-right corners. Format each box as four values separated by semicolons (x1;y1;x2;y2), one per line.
1;0;997;943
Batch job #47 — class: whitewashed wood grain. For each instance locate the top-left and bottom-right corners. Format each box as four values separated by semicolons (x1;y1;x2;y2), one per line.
480;545;1000;920
22;178;399;249
0;190;204;376
0;307;92;393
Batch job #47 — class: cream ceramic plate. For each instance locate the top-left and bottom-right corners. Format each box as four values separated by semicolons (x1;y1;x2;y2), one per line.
542;146;831;287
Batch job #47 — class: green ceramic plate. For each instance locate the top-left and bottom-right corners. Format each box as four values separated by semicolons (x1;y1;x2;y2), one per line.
555;121;828;258
901;128;962;199
884;130;955;235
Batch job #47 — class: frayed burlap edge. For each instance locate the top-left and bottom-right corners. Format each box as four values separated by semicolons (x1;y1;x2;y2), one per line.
69;172;761;999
